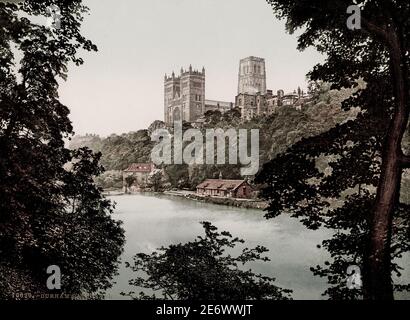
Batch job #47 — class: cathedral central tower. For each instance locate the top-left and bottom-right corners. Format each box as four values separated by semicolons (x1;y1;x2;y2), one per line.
237;56;267;95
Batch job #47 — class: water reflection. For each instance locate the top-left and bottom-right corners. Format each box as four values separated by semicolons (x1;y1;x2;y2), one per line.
106;193;409;300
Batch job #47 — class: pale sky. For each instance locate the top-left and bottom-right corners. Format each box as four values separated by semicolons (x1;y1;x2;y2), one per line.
59;0;324;136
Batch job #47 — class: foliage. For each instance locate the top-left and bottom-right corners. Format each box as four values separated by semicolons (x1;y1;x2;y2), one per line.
69;134;102;152
148;170;163;192
74;88;359;191
122;222;292;300
203;109;242;127
164;164;190;189
257;110;410;299
261;0;410;300
0;0;124;298
94;170;123;190
307;81;332;104
204;110;223;126
70;130;154;171
124;175;136;188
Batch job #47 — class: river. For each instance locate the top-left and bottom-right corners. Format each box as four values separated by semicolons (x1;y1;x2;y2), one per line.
105;193;409;300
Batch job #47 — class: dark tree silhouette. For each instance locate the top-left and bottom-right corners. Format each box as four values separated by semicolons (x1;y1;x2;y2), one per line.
259;0;410;300
257;113;410;299
0;0;124;298
123;222;292;300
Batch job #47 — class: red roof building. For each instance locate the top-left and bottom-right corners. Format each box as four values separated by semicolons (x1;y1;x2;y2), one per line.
196;179;254;199
123;163;155;192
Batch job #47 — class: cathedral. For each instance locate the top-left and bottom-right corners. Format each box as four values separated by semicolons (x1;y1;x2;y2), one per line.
164;66;233;125
164;56;311;124
235;56;311;119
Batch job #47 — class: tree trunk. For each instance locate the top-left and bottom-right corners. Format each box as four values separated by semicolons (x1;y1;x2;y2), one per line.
364;28;409;300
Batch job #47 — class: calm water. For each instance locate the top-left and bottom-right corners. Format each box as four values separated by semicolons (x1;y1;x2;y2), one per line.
105;193;409;300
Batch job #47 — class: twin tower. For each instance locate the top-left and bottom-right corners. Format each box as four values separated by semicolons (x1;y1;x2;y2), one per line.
164;57;267;124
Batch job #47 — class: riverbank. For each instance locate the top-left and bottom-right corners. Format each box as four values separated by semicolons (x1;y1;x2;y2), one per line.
102;189;268;210
164;190;268;210
102;189;124;196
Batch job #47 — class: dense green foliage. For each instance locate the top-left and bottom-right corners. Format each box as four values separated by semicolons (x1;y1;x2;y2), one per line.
257;0;410;300
257;114;410;299
0;0;124;298
72;84;360;190
70;130;154;171
123;222;292;300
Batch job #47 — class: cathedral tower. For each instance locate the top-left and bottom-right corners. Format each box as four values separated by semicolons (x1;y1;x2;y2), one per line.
237;56;267;95
164;66;205;125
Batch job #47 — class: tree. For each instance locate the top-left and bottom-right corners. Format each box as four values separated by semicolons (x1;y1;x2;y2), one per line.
261;0;410;300
125;175;136;188
123;222;292;300
222;107;242;124
204;110;222;126
307;80;331;103
257;113;410;299
148;170;163;192
164;164;190;189
0;0;124;298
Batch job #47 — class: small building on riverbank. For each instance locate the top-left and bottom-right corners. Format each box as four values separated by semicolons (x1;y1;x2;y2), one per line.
123;163;155;192
196;179;254;199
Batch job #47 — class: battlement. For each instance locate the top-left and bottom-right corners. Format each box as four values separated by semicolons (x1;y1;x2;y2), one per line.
165;56;309;124
165;65;205;82
164;64;206;124
240;56;265;63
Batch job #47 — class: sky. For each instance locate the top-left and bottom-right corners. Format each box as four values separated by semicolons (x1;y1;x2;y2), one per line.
58;0;324;136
